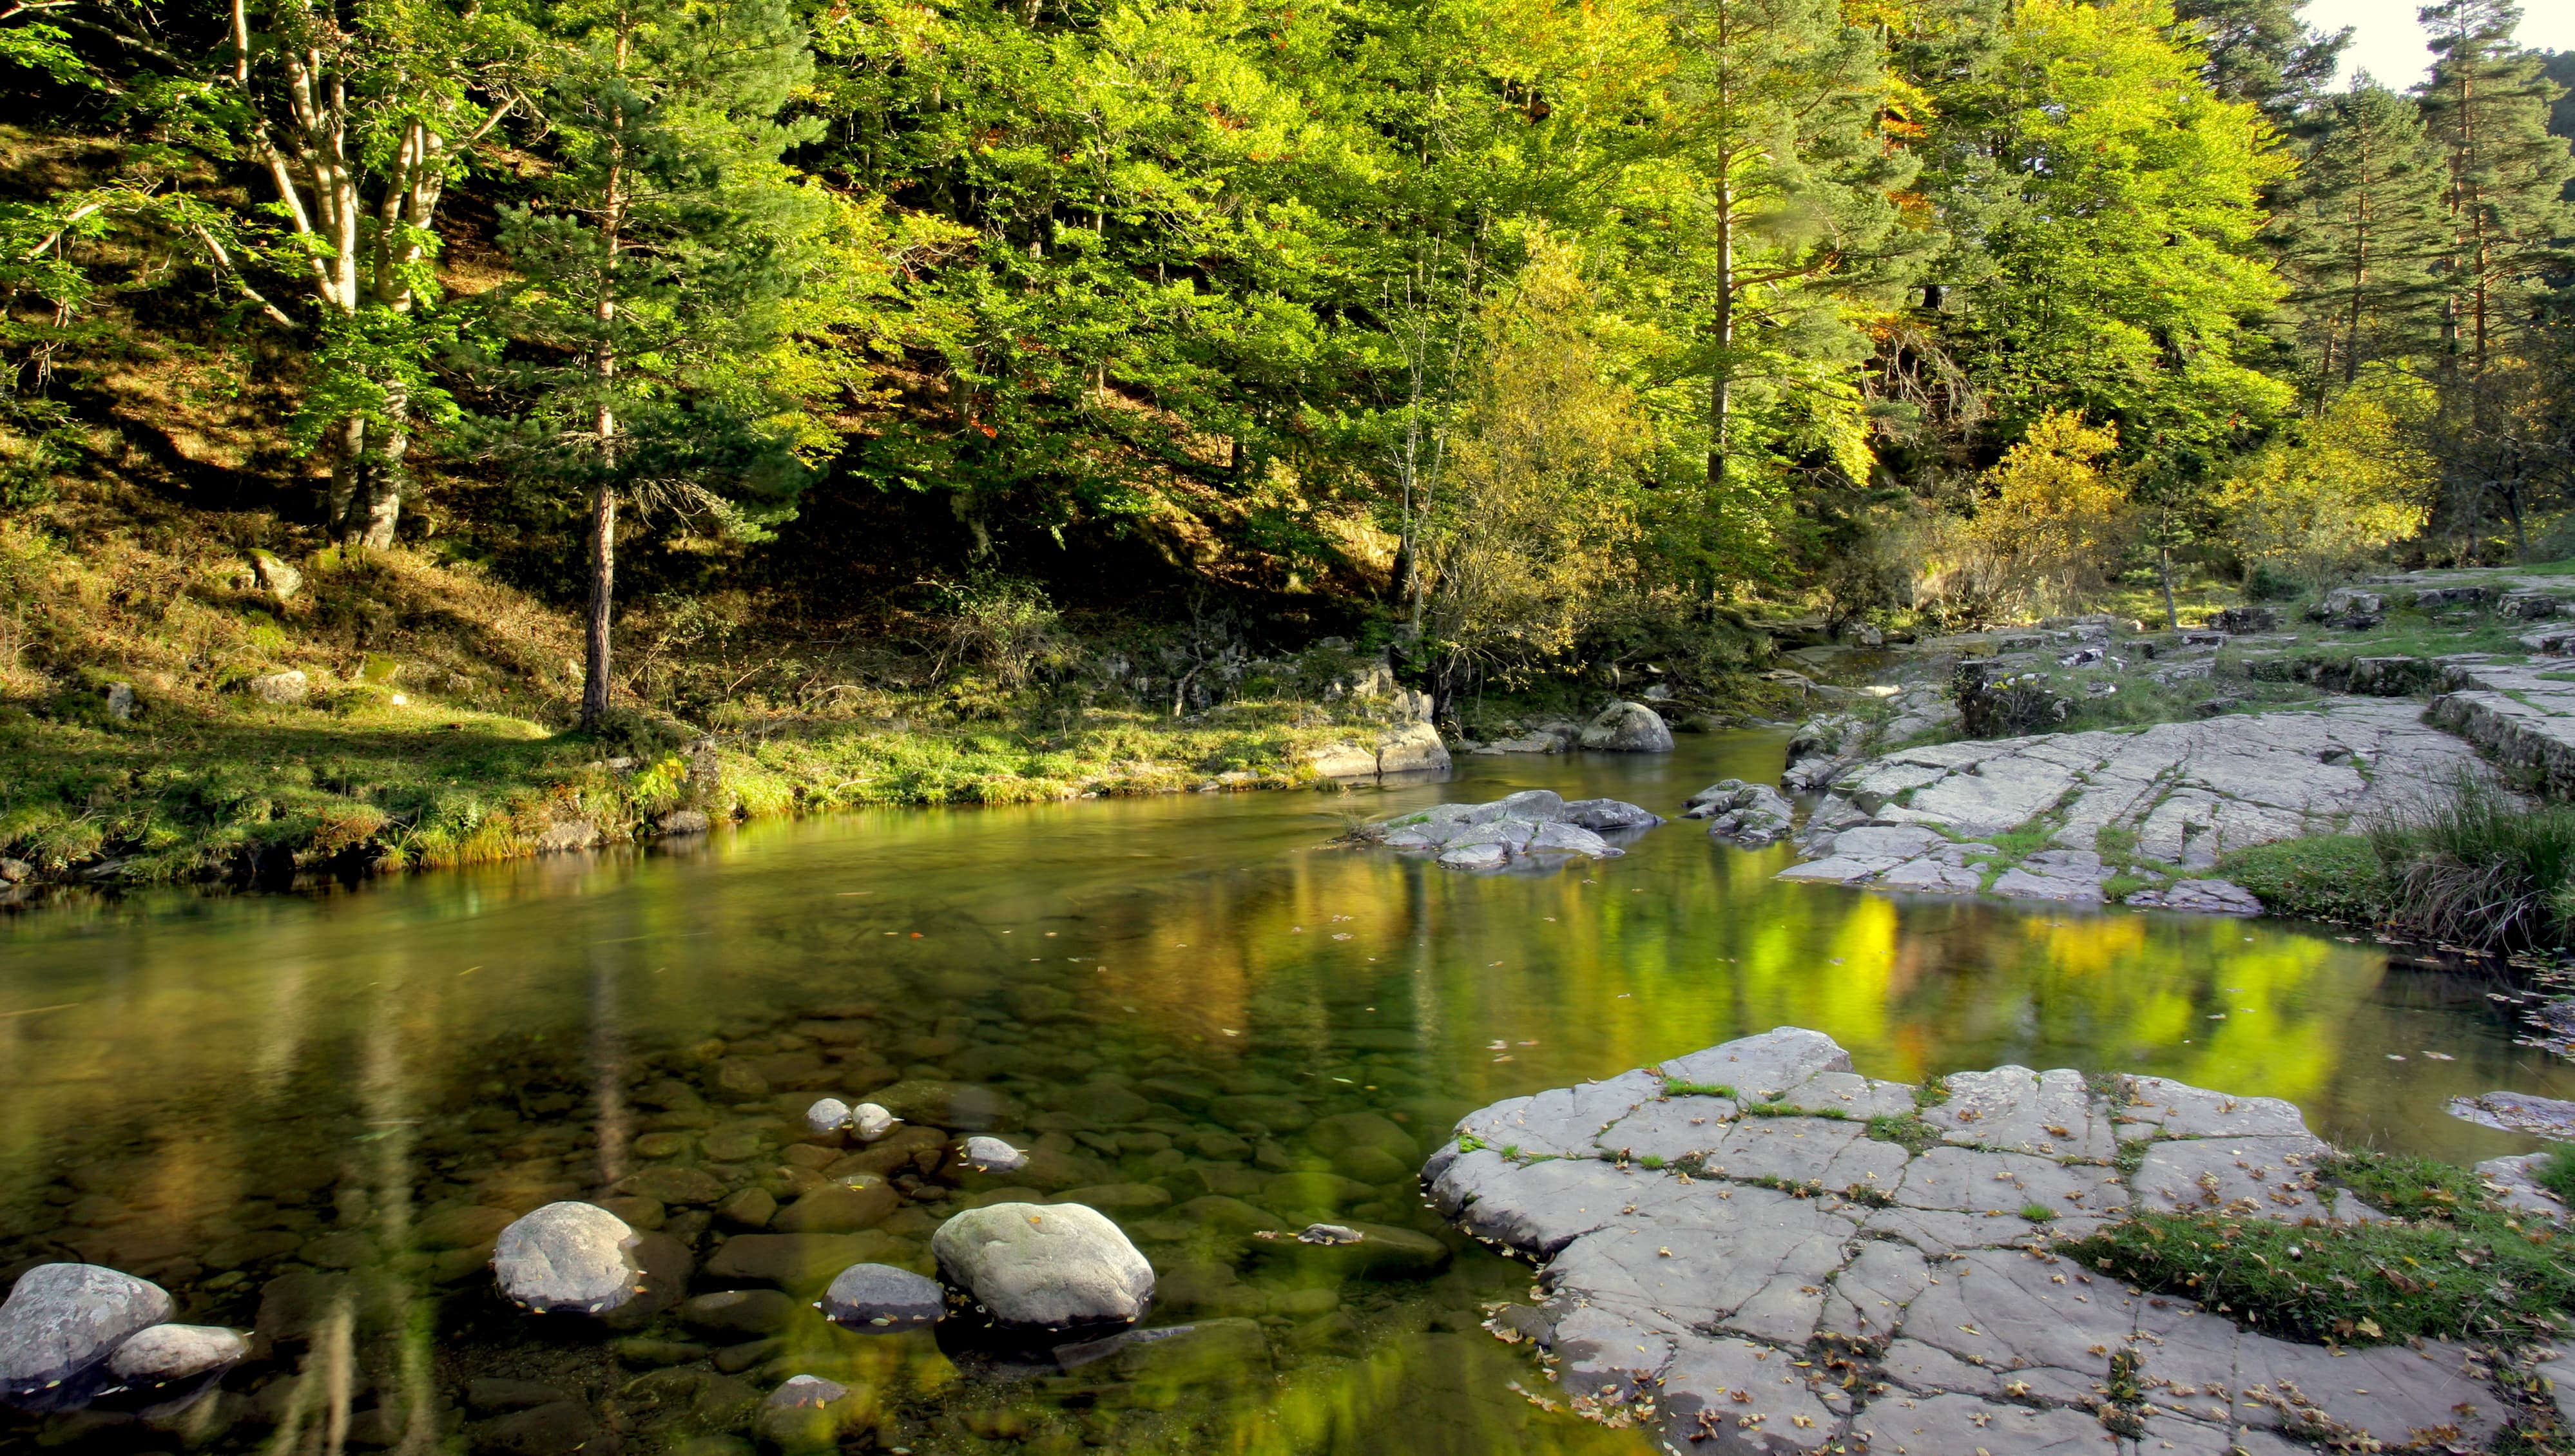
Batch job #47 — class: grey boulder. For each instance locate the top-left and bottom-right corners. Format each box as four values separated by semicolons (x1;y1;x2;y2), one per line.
931;1202;1154;1332
492;1202;642;1315
1579;701;1674;753
818;1263;945;1330
2124;879;2264;915
0;1263;175;1401
104;1324;248;1386
1558;797;1663;831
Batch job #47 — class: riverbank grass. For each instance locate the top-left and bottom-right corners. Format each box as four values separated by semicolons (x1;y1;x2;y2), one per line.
2061;1151;2574;1346
0;689;1368;886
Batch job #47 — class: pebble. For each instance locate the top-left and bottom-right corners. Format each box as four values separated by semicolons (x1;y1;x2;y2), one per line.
850;1103;898;1142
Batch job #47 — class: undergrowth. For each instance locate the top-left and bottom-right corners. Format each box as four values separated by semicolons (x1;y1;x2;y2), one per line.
2061;1151;2575;1345
2217;835;2391;925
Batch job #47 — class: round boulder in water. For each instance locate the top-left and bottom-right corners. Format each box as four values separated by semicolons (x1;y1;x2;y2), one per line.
850;1102;898;1142
931;1202;1153;1334
105;1324;248;1386
492;1202;641;1315
0;1262;175;1405
818;1263;943;1331
962;1136;1028;1173
1579;700;1675;753
804;1098;851;1137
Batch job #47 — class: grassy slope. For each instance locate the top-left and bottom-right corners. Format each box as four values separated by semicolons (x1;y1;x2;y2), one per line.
0;506;1396;890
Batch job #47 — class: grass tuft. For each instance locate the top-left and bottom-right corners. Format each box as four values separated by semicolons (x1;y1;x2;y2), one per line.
2368;774;2575;951
1664;1081;1738;1100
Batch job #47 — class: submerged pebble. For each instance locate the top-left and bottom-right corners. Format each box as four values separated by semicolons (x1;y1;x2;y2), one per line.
104;1323;247;1385
817;1263;943;1330
803;1098;851;1136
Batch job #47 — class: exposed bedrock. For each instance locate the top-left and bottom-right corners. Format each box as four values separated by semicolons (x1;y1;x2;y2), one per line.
1422;1028;2531;1456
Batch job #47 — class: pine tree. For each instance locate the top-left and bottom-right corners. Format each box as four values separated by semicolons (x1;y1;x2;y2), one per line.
2171;0;2348;126
1656;0;1922;492
2275;82;2449;388
470;0;835;727
2415;0;2575;375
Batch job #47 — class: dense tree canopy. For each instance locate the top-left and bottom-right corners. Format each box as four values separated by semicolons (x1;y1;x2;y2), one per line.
3;0;2574;676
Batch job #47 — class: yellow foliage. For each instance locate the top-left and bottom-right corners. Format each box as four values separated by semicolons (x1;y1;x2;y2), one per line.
2211;369;2435;584
1424;237;1648;677
1956;411;2133;615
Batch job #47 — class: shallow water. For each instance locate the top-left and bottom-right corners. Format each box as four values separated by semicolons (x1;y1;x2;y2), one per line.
3;732;2569;1453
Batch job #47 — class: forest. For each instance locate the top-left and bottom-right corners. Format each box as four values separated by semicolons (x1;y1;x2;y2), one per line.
1;0;2574;879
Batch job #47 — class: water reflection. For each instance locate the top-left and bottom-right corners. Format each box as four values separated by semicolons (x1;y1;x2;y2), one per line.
0;733;2566;1453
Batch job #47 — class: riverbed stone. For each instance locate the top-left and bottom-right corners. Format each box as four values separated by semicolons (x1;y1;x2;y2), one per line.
1579;701;1674;752
1430;1028;2507;1455
0;1263;175;1401
963;1136;1028;1173
803;1098;851;1136
103;1324;247;1386
773;1178;898;1233
756;1374;858;1451
492;1203;642;1316
931;1202;1155;1333
818;1263;943;1330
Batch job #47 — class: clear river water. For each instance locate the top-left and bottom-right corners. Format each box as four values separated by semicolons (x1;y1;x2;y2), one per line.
3;731;2570;1455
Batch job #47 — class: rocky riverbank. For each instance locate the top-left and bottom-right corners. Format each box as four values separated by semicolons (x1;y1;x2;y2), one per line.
1424;1028;2571;1455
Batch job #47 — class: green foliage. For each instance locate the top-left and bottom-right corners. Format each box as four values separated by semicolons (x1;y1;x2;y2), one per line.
1865;1113;1943;1154
2018;1202;2056;1222
2065;1150;2575;1344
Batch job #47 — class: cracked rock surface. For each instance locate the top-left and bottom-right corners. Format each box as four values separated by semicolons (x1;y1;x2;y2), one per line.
1422;1028;2508;1455
1777;698;2501;908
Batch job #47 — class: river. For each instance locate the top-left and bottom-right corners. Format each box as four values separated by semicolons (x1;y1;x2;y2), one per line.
1;732;2566;1453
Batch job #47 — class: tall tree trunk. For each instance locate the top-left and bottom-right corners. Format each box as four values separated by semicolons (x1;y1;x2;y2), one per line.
1708;173;1734;490
582;46;629;732
584;477;616;727
2157;544;2179;631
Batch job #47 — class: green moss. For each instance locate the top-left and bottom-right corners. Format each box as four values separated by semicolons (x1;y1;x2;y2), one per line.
1866;1113;1943;1154
1664;1081;1738;1100
2018;1202;2058;1222
1744;1100;1847;1120
2217;834;2389;924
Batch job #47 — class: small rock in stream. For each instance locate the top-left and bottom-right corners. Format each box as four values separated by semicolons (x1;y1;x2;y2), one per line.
104;1324;249;1386
1295;1223;1362;1245
1577;700;1675;752
0;1263;175;1404
818;1263;944;1330
850;1102;898;1142
492;1202;642;1316
803;1098;851;1136
931;1202;1155;1334
758;1375;857;1451
963;1136;1028;1173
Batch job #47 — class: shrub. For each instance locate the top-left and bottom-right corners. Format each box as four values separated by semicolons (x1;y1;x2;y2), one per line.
2369;775;2575;950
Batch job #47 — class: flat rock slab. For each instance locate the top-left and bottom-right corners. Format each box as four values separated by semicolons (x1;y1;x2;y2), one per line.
1424;1027;2503;1455
1777;698;2502;906
2449;1089;2575;1140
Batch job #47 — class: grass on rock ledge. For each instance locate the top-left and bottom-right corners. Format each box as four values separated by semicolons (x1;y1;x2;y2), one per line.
2061;1151;2574;1346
